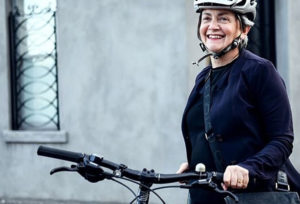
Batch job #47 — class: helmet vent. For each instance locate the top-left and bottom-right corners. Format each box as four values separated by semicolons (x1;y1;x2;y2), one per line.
250;0;256;6
236;0;247;7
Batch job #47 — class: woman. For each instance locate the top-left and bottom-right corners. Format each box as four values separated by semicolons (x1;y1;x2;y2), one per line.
177;0;300;203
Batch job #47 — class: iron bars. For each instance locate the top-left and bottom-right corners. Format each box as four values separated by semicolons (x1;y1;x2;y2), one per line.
9;1;59;130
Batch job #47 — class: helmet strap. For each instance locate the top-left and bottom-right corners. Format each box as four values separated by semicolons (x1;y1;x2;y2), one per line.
212;34;241;59
193;53;212;67
199;42;207;52
193;34;242;66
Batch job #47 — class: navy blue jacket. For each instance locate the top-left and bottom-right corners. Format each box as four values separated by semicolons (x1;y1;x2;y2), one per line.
182;49;300;192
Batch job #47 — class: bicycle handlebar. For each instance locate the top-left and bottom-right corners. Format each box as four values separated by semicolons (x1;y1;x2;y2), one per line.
37;146;240;204
37;145;223;184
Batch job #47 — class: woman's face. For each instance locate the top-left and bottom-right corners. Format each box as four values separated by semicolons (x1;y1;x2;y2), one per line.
200;9;241;53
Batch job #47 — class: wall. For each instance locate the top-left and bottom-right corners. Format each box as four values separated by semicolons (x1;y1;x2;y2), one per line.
0;0;190;203
276;0;300;168
1;0;300;204
287;0;300;167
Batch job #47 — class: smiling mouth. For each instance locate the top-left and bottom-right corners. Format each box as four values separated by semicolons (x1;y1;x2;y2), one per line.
207;34;225;39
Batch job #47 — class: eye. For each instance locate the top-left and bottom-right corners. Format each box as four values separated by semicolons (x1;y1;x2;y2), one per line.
202;16;211;22
219;16;229;22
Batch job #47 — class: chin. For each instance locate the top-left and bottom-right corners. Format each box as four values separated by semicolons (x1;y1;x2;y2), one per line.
205;44;224;53
207;47;223;53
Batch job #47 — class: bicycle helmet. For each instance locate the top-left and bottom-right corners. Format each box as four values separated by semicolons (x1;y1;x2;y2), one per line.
194;0;257;26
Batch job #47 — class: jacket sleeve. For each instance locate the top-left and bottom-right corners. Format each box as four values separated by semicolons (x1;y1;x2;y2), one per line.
238;59;294;180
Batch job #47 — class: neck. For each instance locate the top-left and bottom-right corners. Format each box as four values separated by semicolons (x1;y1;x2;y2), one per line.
210;48;240;68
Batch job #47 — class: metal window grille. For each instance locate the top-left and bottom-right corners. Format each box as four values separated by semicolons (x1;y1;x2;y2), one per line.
9;0;59;130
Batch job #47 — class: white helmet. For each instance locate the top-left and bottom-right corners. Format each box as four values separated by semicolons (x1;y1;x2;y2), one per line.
194;0;257;26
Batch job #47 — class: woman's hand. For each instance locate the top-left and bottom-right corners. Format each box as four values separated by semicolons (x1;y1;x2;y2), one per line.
176;162;189;183
222;165;249;190
176;162;189;174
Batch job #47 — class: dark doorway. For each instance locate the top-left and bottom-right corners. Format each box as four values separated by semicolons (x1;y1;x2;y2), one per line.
247;1;276;66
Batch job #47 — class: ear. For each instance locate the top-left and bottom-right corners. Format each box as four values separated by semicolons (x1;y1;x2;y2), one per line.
241;26;251;40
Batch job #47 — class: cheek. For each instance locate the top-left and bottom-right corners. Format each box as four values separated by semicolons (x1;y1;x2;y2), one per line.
199;25;207;40
225;25;240;38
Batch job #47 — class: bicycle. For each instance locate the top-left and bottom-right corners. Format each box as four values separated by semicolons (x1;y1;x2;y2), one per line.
37;145;239;204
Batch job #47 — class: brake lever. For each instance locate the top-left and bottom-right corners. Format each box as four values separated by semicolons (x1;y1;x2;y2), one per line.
180;178;210;189
212;186;239;203
185;177;239;203
50;165;78;175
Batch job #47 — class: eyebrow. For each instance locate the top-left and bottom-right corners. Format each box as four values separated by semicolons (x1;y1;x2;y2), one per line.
202;11;232;17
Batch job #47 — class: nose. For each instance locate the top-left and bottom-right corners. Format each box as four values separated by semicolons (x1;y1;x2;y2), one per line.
208;18;220;30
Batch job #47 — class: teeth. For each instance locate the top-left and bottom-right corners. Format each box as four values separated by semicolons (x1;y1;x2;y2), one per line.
208;35;223;39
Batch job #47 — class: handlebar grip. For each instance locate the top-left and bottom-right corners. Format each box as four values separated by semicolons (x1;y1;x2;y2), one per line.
214;172;224;182
37;146;85;163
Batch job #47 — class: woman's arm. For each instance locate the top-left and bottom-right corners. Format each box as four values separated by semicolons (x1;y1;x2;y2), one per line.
238;59;294;180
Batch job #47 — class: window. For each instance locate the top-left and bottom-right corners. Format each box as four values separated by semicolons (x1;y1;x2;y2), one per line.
9;0;59;130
